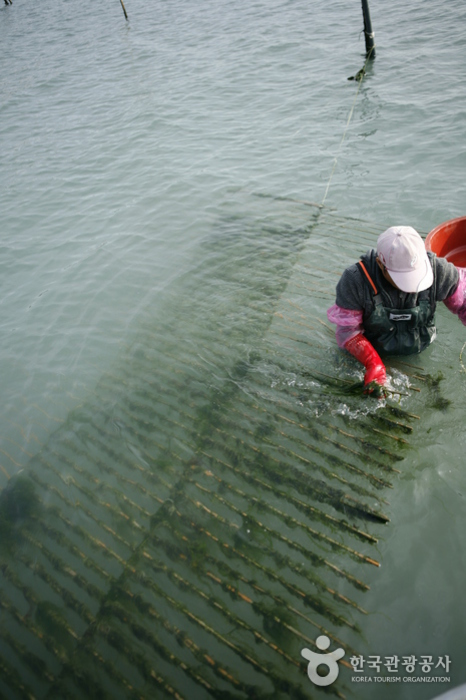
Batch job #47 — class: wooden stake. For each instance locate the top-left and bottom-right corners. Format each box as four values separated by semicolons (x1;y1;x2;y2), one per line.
120;0;128;20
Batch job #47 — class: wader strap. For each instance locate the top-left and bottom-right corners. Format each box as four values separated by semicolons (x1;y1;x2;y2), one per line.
357;261;383;305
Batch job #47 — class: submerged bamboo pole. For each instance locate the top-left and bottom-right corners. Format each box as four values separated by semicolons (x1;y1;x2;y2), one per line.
2;630;55;685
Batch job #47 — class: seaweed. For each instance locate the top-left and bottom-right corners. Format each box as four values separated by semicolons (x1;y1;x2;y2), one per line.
35;601;79;654
0;473;42;555
425;371;452;411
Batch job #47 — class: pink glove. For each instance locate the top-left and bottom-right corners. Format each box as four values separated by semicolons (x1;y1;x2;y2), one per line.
344;333;386;388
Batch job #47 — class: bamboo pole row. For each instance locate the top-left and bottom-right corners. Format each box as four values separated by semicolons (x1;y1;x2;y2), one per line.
191;477;380;570
82;364;392;532
319;419;404;462
38;450;141;532
29;470;135;557
204;430;390;525
184;495;369;594
172;490;369;608
181;348;402;472
140;548;306;671
33;516;112;588
200;447;377;544
123;558;343;700
157;482;368;609
228;349;408;459
0;649;36;700
283;420;395;486
190;469;378;571
58;645;144;700
263;327;422;402
262;334;414;402
45;506;129;570
155;504;366;616
218;402;393;494
214;421;382;507
152;523;358;653
15;550;95;626
115;314;413;465
97;603;218;699
170;506;367;632
102;598;242;700
58;425;172;503
94;374;391;542
43;438;160;522
2;628;55;685
21;529;105;606
109;352;390;516
244;354;417;434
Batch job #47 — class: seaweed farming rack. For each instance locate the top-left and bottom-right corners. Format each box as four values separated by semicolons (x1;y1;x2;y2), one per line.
0;201;431;699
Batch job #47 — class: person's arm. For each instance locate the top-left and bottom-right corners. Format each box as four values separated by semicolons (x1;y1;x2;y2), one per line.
326;304;387;389
326;304;364;348
344;333;387;388
432;255;465;322
327;264;386;389
442;267;466;324
327;265;366;347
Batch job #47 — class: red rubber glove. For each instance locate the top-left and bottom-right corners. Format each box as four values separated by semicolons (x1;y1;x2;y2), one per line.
344;333;386;389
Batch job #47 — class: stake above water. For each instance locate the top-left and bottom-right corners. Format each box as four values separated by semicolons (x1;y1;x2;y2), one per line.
119;0;128;21
361;0;376;58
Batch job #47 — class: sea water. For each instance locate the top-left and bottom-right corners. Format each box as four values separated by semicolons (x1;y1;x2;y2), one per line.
1;0;466;698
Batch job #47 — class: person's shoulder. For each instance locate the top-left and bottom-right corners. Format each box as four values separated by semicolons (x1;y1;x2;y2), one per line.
338;261;364;289
336;260;367;310
432;253;455;273
431;253;459;300
340;250;377;286
340;262;361;280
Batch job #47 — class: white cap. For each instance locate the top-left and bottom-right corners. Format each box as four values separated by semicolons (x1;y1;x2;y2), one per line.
377;226;433;293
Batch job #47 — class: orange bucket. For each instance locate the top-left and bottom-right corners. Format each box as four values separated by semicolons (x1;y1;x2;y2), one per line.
425;216;466;267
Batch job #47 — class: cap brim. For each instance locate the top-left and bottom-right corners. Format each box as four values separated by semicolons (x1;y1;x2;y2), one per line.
388;258;434;293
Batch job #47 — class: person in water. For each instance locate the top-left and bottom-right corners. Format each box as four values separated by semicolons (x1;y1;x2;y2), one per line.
327;226;466;393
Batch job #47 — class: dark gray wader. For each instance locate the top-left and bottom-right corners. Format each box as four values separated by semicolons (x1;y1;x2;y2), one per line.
358;252;437;357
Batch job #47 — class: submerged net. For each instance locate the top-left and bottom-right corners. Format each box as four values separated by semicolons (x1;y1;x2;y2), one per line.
0;200;428;699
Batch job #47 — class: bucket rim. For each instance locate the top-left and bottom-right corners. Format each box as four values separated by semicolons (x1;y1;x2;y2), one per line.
425;215;466;251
